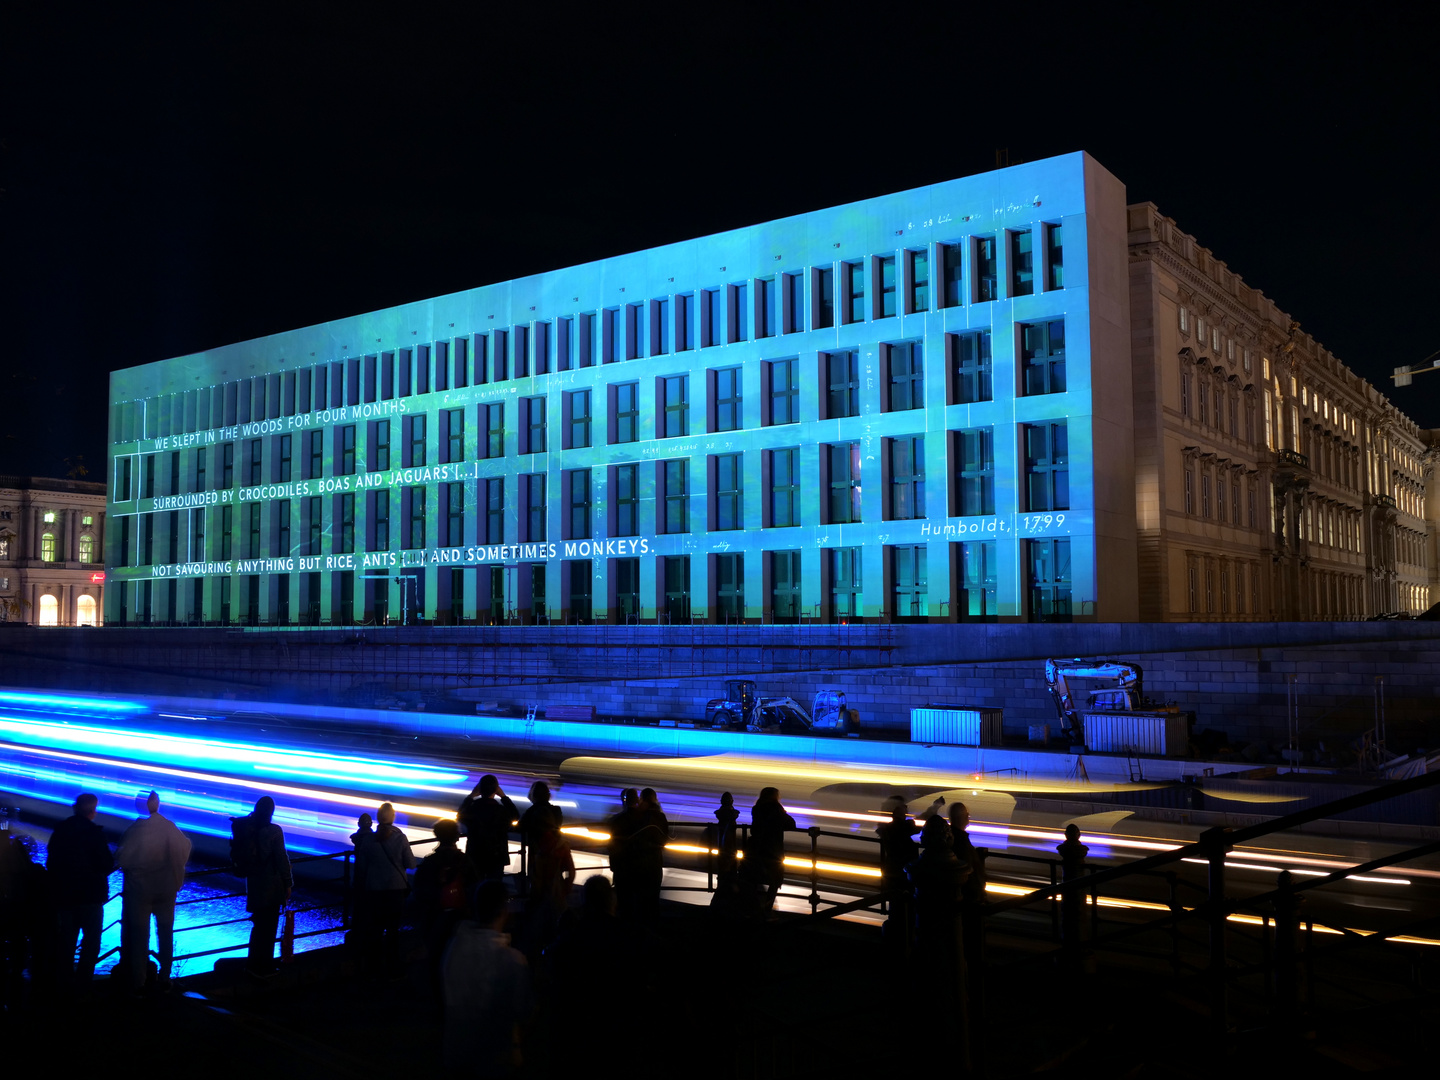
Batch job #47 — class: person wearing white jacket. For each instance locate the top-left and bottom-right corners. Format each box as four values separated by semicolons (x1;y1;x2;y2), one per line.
115;791;191;990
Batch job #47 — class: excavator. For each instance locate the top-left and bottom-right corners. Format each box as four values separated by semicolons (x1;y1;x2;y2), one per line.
1044;658;1190;749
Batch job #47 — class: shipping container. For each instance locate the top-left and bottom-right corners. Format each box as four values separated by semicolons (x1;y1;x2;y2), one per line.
1082;711;1189;756
911;705;1004;746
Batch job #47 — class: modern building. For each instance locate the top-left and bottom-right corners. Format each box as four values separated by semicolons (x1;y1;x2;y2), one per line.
102;151;1434;627
0;476;107;625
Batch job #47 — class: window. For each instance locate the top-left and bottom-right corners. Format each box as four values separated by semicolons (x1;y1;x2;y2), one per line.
974;237;997;301
715;553;744;622
568;389;592;449
1021;320;1066;395
247;503;261;559
567;470;590;539
769;448;799;528
338;493;355;553
1184;464;1194;515
758;278;776;338
277;434;292;482
702;289;723;347
0;538;8;560
1197;378;1208;425
828;443;861;524
525;396;547;454
653;297;670;354
878;256;896;317
39;594;57;626
769;359;799;425
892;545;927;619
247;439;263;485
485;403;505;458
221;505;233;560
887;342;923;411
78;534;94;563
663;375;689;438
715;453;743;531
614;557;640;622
772;550;802;623
601;310;618;363
40;532;55;562
486;480;504;544
566;560;591;623
406;487;426;549
729;283;749;342
221;444;234;489
663;556;690;623
1010;230;1033;296
952;331;992;404
77;595;96;627
445;408;464;463
663;460;687;534
615;464;638;537
908;248;929;312
845;261;865;323
372;489;390;551
826;351;860;419
1216;476;1226;522
579;312;597;367
445;483;464;546
614;382;639;444
1180;367;1192;418
959;541;997;621
815;267;834;329
1028;538;1072;622
1201;473;1211;518
956;428;994;516
714;367;742;432
195;448;207;493
830;548;862;621
524;475;545;542
675;295;693;351
1024;421;1069;511
1046;224;1064;290
889;437;925;520
626;303;645;360
306;496;322;555
784;272;804;333
340;425;357;475
940;243;963;307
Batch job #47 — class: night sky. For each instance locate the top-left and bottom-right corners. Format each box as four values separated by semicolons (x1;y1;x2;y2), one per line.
4;4;1436;481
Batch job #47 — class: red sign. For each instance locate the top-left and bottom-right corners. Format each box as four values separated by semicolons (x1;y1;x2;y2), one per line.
90;572;106;583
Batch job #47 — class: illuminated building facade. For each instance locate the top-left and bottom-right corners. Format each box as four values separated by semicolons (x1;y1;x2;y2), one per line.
0;477;107;625
1128;206;1437;619
105;152;1138;626
102;151;1433;627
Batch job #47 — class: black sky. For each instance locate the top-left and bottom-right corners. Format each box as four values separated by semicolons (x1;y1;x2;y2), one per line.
3;2;1437;479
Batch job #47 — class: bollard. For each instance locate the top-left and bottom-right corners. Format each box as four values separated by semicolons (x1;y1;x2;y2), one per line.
1273;870;1301;1025
1200;825;1232;1038
342;849;353;927
1056;824;1089;970
808;826;821;915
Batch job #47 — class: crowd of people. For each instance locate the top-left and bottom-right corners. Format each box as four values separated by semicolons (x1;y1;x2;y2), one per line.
3;775;991;1075
0;789;295;1011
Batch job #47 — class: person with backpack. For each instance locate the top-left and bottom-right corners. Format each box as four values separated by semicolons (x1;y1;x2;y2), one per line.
231;795;292;978
47;792;113;995
352;801;416;979
414;817;479;997
116;791;191;991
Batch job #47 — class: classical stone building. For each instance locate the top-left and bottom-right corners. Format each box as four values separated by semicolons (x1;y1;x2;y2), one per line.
1129;205;1436;620
0;476;108;625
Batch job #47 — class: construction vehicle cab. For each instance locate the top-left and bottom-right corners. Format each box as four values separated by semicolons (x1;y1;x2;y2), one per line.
1044;659;1155;741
